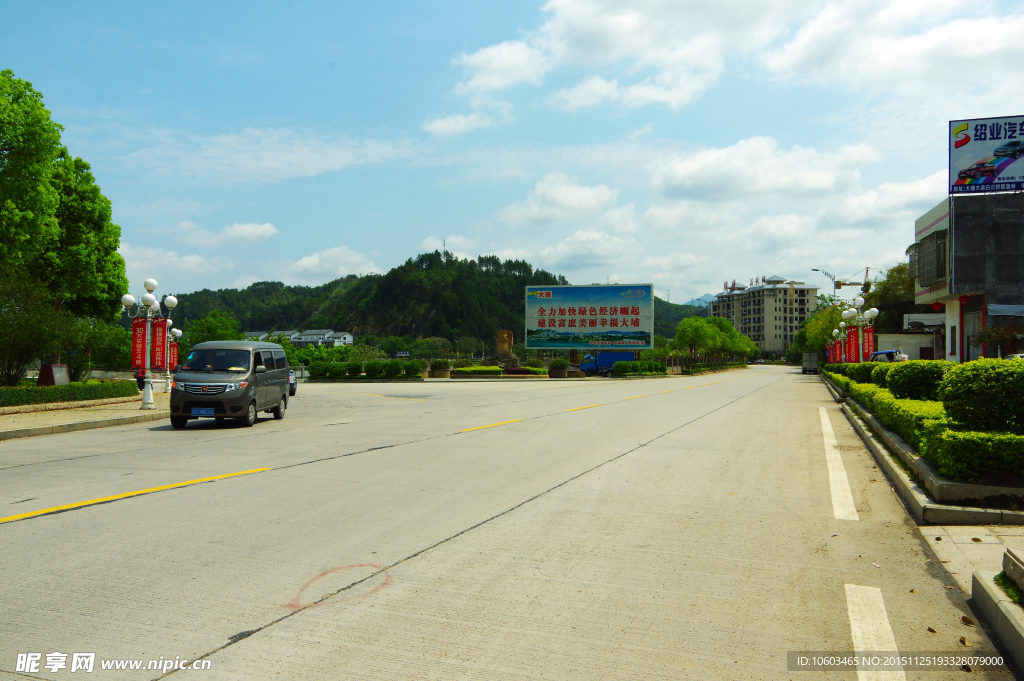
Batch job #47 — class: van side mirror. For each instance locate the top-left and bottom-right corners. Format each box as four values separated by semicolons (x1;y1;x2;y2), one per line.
256;365;267;373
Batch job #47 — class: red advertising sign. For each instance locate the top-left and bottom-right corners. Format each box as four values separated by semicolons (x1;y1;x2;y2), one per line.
131;318;147;369
168;342;179;370
847;327;860;363
862;326;875;361
151;318;167;370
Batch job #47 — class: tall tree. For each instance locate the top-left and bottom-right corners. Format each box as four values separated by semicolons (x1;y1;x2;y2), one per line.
33;152;128;321
0;70;63;271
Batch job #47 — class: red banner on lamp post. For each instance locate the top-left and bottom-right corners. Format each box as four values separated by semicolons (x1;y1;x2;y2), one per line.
168;342;179;370
862;326;875;361
151;318;167;370
131;318;147;369
850;327;860;363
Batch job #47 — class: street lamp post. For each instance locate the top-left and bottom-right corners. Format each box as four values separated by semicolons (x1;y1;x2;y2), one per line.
834;297;879;363
120;279;179;410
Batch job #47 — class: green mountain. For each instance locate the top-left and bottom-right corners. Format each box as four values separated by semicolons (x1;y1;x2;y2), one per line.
163;251;706;342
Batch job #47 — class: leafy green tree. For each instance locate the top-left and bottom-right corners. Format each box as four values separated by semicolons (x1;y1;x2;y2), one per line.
33;152;128;321
456;336;477;357
355;334;379;347
179;309;244;356
380;335;409;356
0;274;60;385
89;322;132;371
0;70;63;273
674;316;715;358
802;305;844;352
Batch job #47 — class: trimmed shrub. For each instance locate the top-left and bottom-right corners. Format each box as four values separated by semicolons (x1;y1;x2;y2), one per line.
612;361;631;375
847;362;882;384
382;359;403;378
850;382;885;411
452;359;474;368
404;359;424;376
344;361;363;378
0;380;138;407
325;363;348;379
308;361;330;379
886;360;953;400
524;359;544;368
822;370;852;394
503;367;533;375
873;390;946;450
453;366;502;376
429;358;450;371
921;418;1024;481
938;358;1024;434
548;358;569;371
363;360;384;379
871;364;894;387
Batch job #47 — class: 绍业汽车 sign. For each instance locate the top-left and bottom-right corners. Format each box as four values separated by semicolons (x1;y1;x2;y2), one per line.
950;116;1024;194
524;284;653;350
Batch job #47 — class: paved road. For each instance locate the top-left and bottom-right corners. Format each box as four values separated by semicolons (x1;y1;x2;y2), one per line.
0;368;1015;679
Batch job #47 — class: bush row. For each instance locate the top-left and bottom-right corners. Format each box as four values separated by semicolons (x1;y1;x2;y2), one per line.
452;366;503;376
922;419;1024;481
0;380;138;407
308;359;422;379
613;360;668;375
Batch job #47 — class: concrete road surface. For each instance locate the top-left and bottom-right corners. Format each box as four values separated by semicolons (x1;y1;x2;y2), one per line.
0;367;1015;679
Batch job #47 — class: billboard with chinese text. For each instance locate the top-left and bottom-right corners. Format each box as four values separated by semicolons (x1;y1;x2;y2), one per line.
950;116;1024;194
525;284;653;350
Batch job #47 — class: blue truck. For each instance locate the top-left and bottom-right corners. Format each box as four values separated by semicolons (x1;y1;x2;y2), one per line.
578;351;636;377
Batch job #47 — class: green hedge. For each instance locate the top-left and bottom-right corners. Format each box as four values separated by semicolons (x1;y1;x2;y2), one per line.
363;360;384;379
404;359;424;376
886;360;953;400
871;364;894;387
453;366;502;376
850;382;886;411
873;390;946;450
822;370;852;394
939;358;1024;434
921;418;1024;481
383;359;403;378
429;358;450;371
548;358;569;371
345;361;363;378
847;362;883;384
0;380;138;407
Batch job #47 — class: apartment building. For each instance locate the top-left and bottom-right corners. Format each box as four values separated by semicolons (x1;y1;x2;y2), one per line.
711;275;820;358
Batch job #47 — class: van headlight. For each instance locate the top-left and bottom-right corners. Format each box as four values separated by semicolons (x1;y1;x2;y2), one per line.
171;381;185;391
224;382;249;392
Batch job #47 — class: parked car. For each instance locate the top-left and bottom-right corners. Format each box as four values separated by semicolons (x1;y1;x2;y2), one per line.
867;349;908;362
288;368;297;396
1004;354;1024;360
995;141;1024;159
169;341;289;429
958;162;998;180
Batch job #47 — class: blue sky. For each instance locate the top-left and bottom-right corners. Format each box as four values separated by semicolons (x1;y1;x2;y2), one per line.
5;0;1024;303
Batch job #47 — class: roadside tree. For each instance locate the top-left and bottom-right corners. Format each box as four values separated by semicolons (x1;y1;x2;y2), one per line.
179;309;244;356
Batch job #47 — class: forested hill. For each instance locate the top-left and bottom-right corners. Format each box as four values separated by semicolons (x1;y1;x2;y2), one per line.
165;251;705;341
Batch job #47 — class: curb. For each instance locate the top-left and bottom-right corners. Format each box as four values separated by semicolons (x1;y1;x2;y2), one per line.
0;410;170;442
0;394;142;416
840;401;1023;525
972;571;1024;671
306;378;426;383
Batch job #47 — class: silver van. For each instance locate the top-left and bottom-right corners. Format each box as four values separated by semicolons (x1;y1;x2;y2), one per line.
169;341;289;429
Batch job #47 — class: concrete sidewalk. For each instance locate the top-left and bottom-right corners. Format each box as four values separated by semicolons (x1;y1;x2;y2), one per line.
0;394;169;442
927;526;1024;593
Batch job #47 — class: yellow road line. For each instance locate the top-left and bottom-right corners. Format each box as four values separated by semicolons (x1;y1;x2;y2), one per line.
459;419;522;432
566;404;601;412
0;468;272;525
624;396;644;400
660;390;675;393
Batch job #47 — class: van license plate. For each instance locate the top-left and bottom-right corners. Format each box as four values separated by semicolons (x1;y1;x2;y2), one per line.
191;408;215;417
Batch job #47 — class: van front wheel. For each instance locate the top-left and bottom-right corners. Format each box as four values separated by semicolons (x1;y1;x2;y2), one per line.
241;401;257;427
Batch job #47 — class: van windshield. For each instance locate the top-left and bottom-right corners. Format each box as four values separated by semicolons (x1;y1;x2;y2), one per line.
181;349;251;372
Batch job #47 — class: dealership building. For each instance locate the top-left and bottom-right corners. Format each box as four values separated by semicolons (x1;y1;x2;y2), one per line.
710;276;820;359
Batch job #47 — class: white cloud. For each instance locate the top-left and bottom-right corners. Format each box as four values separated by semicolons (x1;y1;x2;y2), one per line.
652;137;877;199
177;221;278;246
642;199;745;234
764;0;1024;96
551;76;620;111
454;40;550;94
119;241;216;275
498;172;618;223
836;170;946;222
540;228;641;270
124;128;412;184
287;245;381;284
423;112;494;136
420;235;474;261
